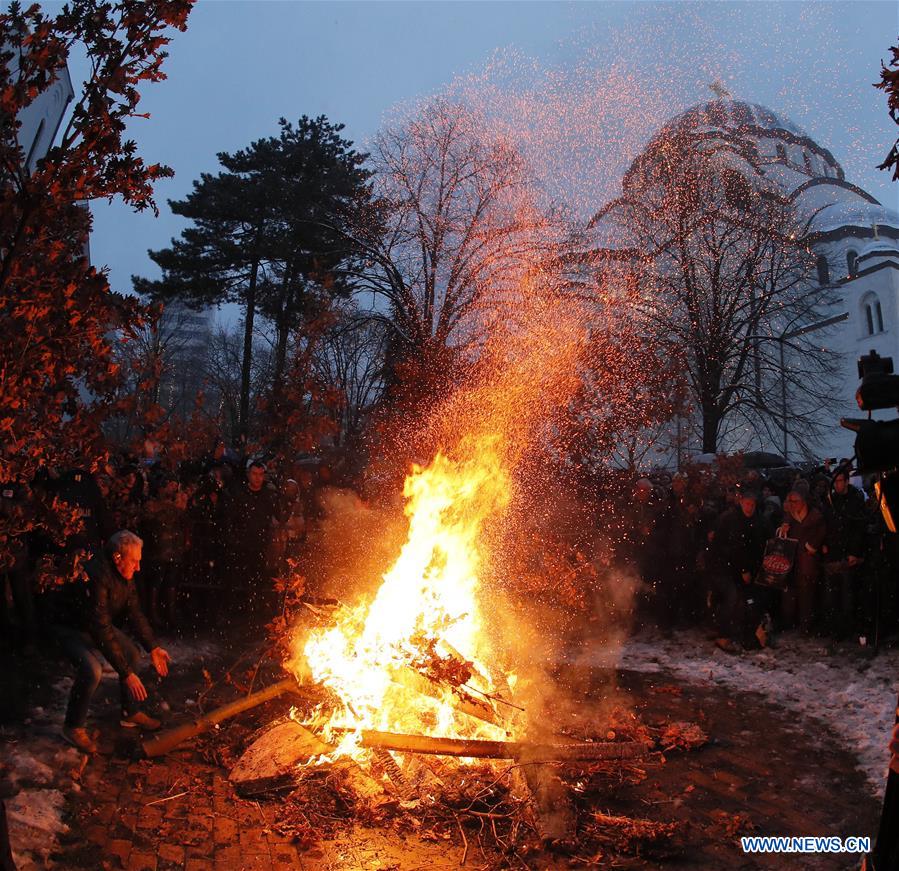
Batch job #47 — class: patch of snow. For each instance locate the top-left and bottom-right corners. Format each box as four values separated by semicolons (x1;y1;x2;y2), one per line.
7;788;68;870
579;629;898;795
2;749;56;789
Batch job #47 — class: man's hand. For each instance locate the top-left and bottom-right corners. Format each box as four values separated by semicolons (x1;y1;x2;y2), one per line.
776;523;790;539
151;647;171;678
124;672;148;702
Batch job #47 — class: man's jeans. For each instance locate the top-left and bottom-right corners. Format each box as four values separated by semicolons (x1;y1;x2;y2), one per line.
52;625;141;728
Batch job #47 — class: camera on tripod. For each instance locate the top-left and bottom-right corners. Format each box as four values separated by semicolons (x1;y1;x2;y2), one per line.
841;350;899;532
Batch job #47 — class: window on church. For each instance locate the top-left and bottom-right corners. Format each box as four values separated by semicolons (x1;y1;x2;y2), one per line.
847;250;858;277
775;142;787;163
862;293;885;336
816;255;830;286
803;151;813;175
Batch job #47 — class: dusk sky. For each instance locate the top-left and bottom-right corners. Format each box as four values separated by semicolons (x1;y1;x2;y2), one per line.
68;1;898;310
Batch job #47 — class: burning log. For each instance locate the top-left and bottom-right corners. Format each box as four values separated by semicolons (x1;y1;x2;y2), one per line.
358;730;648;762
393;666;509;730
143;676;304;758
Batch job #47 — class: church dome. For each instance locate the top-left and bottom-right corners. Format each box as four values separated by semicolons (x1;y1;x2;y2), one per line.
660;99;812;141
624;98;845;194
587;97;894;251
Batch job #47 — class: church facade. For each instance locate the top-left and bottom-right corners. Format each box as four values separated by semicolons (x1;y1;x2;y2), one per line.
586;99;899;465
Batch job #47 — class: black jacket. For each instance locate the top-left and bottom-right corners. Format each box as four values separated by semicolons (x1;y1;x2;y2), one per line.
825;486;866;562
709;507;767;580
220;483;277;557
82;553;157;677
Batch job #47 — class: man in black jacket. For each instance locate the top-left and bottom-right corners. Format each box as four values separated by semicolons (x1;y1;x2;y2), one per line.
219;460;278;614
51;530;172;753
708;487;767;653
823;468;866;640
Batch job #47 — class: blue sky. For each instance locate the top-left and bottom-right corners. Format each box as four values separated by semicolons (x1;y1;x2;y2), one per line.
67;1;898;303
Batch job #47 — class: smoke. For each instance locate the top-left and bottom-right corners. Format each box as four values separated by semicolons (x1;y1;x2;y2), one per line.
301;486;408;604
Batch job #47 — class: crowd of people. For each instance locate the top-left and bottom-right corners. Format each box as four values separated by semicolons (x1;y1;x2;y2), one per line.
2;448;898;672
619;461;899;654
0;441;310;652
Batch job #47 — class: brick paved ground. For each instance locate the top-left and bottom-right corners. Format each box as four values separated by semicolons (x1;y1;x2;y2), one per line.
4;635;882;870
61;747;470;871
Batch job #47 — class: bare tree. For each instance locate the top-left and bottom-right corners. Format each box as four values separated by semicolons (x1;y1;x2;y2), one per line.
344;98;554;361
203;325;271;443
312;310;388;446
591;129;839;457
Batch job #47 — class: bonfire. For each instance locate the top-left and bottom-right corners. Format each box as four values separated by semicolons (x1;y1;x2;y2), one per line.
141;294;704;863
296;437;515;760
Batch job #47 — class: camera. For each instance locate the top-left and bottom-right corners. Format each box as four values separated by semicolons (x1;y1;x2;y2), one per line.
841;350;899;532
854;350;899;412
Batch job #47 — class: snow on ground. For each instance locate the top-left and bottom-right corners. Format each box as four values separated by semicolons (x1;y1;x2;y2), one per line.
1;636;223;868
6;788;70;870
1;731;84;870
580;629;899;796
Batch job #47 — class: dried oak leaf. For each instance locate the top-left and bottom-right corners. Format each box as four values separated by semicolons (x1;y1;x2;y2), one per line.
710;809;755;837
658;721;708;752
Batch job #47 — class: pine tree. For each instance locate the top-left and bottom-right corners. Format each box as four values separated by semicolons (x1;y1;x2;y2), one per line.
134;116;372;436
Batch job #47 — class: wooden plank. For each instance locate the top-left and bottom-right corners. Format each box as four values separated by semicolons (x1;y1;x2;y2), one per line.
229;720;386;803
358;730;648;762
143;676;303;758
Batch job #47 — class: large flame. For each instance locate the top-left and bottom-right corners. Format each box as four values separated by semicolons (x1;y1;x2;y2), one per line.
295;436;515;758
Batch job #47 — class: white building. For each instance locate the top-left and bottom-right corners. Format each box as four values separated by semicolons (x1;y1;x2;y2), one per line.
157;301;213;416
13;53;74;174
586;98;899;464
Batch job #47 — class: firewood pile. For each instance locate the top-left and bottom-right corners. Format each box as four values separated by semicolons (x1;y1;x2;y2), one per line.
189;678;701;863
216;694;702;867
146;606;708;866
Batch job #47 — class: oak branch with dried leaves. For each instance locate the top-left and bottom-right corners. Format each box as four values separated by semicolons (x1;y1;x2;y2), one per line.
0;0;193;566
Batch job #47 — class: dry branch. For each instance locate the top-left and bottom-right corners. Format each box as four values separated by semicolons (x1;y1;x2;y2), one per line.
359;730;648;762
143;676;303;758
393;667;507;730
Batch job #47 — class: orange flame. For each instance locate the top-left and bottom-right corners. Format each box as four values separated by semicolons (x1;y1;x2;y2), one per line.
294;436;515;758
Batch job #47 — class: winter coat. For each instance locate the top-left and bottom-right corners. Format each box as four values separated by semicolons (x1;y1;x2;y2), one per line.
785;507;827;583
708;507;766;581
825;487;866;562
52;553;157;677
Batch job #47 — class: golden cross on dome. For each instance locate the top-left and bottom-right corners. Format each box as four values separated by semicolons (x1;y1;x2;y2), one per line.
709;80;732;99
